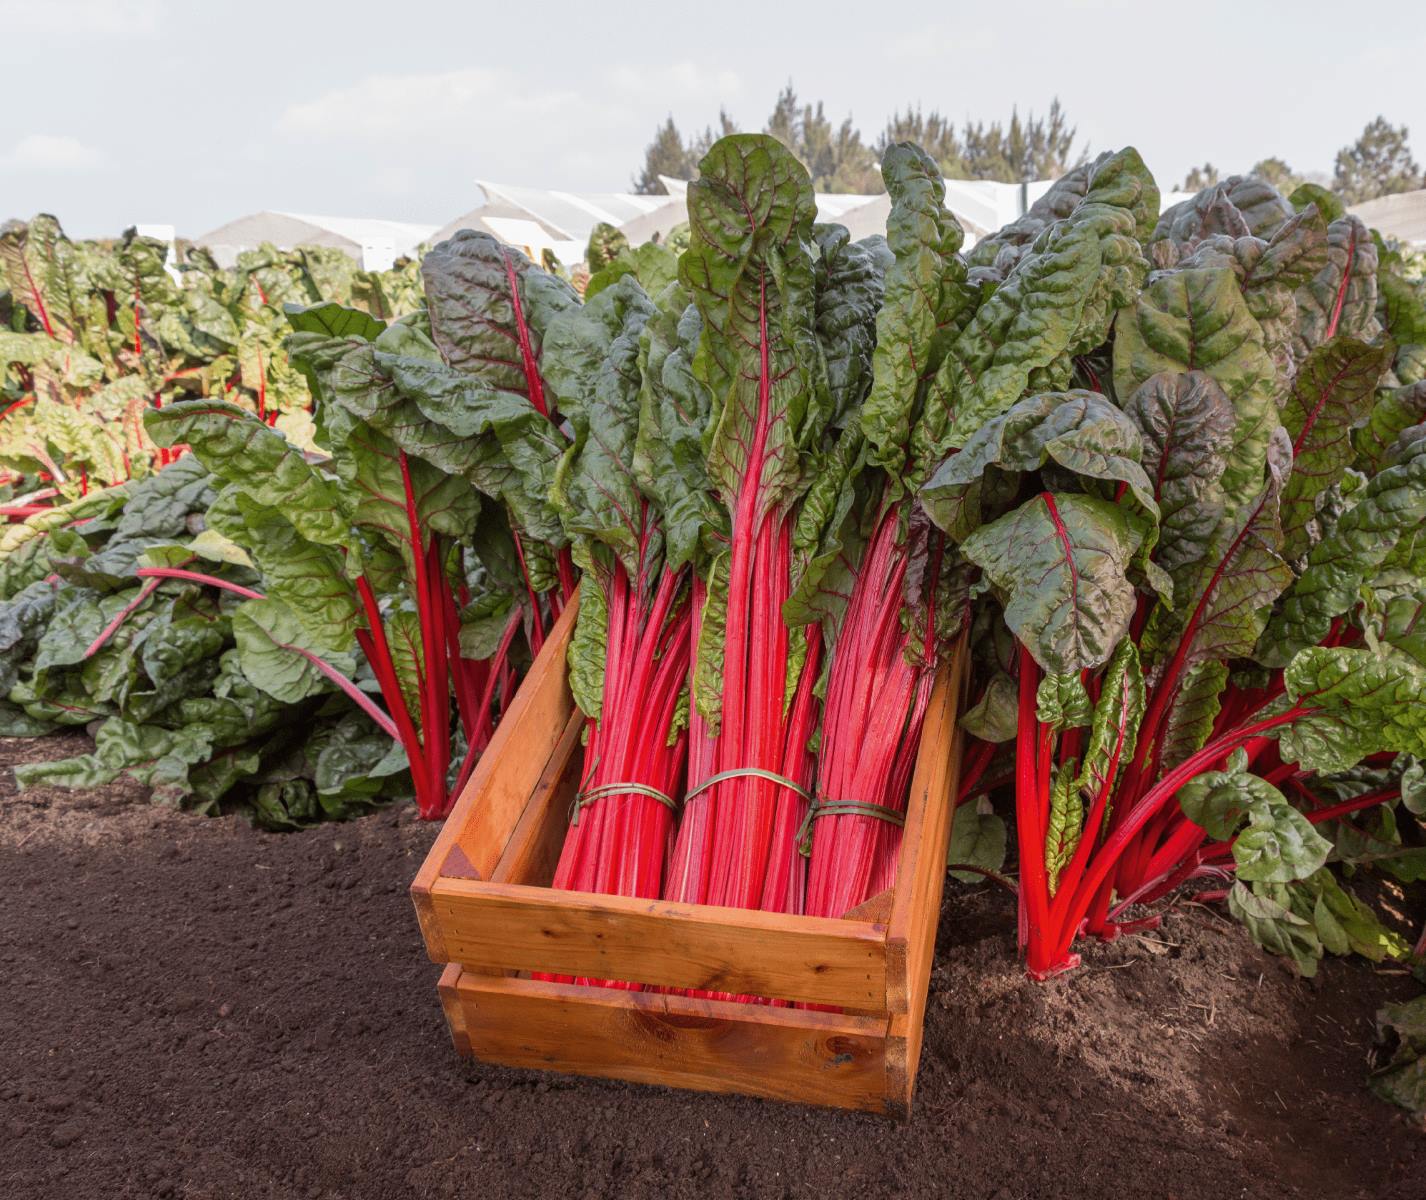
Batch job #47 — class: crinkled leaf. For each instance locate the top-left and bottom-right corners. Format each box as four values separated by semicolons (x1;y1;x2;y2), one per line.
633;288;719;571
1044;763;1082;894
1293;216;1379;361
861;142;969;488
1263;429;1426;662
1279;336;1392;562
1372;996;1426;1116
144;399;352;551
232;597;358;705
922;390;1156;542
962;492;1142;674
1113;267;1278;511
1228;880;1323;976
420;230;579;409
1355;381;1426;474
931;148;1157;452
1158;659;1228;771
1077;639;1144;806
1035;671;1092;730
1279;646;1426;773
1123;370;1234;587
1144;428;1293;675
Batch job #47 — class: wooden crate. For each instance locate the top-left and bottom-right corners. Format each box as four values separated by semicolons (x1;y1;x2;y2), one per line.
411;595;967;1117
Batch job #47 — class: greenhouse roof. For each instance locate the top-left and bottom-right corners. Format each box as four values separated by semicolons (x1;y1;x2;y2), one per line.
193;211;438;270
1350;189;1426;246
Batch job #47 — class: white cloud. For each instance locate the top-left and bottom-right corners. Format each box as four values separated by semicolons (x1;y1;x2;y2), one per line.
274;61;744;172
2;134;107;172
276;68;579;142
0;0;161;35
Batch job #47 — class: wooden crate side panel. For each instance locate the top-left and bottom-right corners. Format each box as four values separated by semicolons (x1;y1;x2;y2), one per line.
448;971;893;1114
410;596;579;962
490;709;585;886
430;879;889;1010
412;594;578;887
884;636;967;1109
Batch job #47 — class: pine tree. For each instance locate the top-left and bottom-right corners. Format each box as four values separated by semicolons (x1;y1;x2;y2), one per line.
762;84;881;193
879;98;1079;183
1177;162;1220;192
1024;99;1078;179
631;116;695;195
689;109;739;161
1251;157;1301;194
1333;117;1423;204
876;107;966;178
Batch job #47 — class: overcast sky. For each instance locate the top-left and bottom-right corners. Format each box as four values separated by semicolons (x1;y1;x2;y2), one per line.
4;0;1424;238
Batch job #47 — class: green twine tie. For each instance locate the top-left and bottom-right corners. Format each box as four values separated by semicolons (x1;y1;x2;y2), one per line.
796;798;906;856
683;766;810;804
569;782;678;827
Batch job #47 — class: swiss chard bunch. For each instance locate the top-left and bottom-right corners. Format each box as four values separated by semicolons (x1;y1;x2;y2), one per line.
142;232;594;821
541;275;695;913
923;173;1426;978
657;135;888;921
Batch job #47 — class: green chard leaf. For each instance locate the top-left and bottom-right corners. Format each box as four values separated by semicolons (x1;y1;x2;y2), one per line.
144;399;353;552
1355;380;1426;474
1077;639;1145;807
1044;763;1083;894
1278;645;1426;773
232;597;359;705
862;141;970;488
632;286;720;572
1263;428;1426;662
1036;672;1093;730
948;798;1008;884
1123;370;1234;586
1141;428;1293;676
929;148;1157;454
922;389;1157;542
960;492;1143;674
961;671;1018;743
1278;336;1392;562
1113;266;1278;511
420;230;579;409
1372;996;1426;1117
1293;216;1379;361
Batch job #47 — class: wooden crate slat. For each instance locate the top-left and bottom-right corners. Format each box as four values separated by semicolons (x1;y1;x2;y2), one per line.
430;879;890;1009
442;969;894;1114
884;636;967;1106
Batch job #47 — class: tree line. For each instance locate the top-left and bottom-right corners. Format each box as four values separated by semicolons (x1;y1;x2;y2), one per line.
634;89;1424;205
632;86;1080;194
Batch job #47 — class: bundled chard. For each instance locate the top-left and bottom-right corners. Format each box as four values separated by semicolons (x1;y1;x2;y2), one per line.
801;144;971;919
660;135;873;919
923;172;1426;979
804;145;1160;920
541;277;694;910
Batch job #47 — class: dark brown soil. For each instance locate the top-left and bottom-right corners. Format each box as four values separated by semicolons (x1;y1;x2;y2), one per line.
3;732;1423;1200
